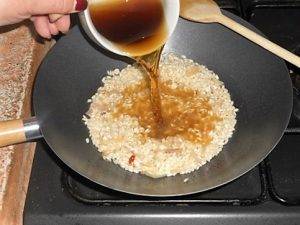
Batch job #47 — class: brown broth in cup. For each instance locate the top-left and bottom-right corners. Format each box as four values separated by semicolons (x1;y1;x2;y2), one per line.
89;0;168;56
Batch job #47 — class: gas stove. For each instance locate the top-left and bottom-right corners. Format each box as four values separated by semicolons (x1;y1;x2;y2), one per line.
24;1;300;224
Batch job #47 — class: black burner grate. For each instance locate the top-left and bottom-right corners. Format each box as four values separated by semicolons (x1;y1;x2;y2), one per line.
62;162;268;206
265;132;300;206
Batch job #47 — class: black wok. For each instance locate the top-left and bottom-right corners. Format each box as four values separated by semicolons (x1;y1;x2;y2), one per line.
0;12;292;196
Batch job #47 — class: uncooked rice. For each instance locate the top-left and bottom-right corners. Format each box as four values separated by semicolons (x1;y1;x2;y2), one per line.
83;53;238;178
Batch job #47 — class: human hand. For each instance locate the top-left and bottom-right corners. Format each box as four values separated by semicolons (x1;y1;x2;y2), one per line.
0;0;88;38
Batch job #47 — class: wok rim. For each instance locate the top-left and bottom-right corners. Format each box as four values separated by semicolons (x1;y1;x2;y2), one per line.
33;12;293;197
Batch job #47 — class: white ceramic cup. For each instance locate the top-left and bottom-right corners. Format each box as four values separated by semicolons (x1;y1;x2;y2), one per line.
79;0;180;57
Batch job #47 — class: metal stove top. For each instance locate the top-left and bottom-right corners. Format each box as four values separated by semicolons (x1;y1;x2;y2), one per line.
24;0;300;224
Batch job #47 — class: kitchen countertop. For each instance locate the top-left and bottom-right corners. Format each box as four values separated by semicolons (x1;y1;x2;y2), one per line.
0;22;52;225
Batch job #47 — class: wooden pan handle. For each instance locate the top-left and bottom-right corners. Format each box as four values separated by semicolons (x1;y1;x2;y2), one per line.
216;14;300;68
0;118;41;147
0;119;26;147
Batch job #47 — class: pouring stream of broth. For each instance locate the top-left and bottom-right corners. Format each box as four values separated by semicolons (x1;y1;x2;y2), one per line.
89;0;167;124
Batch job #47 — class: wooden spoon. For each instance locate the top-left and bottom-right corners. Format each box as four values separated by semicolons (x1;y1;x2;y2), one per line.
180;0;300;67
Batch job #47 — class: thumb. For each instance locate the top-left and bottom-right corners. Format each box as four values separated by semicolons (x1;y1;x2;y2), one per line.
26;0;88;15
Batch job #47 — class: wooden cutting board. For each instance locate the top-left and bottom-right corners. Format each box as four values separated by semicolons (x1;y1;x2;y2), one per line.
0;21;53;225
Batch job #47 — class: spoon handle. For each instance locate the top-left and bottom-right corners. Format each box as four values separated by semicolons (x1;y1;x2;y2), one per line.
216;14;300;67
